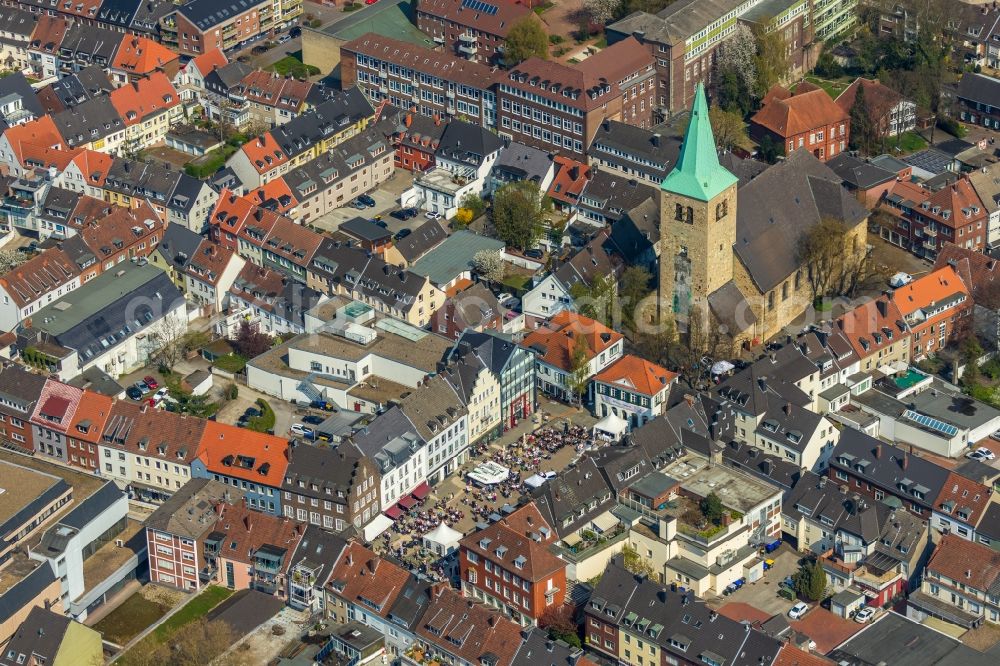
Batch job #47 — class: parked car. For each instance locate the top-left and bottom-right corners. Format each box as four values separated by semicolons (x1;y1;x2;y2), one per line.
967;449;991;461
289;27;302;37
372;219;388;229
290;423;314;437
365;0;379;4
991;430;1000;441
357;193;376;207
391;207;418;221
143;376;159;390
425;211;442;220
302;414;324;425
135;380;150;394
890;272;913;288
788;602;809;620
244;407;262;419
277;34;292;44
525;248;543;259
975;446;996;460
126;385;144;400
352;199;368;210
394;228;412;240
854;607;876;624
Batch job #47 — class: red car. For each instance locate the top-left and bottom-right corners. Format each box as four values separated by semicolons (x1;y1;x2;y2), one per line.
365;0;379;4
143;376;159;390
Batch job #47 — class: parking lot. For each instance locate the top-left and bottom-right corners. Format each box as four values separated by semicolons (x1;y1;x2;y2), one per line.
714;546;801;618
308;170;416;235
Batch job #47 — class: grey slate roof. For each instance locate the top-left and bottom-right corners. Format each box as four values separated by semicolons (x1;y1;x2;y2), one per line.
579;170;659;223
1;607;72;665
340;217;391;243
0;72;43;120
829;428;951;498
511;627;587;666
956;72;1000;108
0;562;56;626
827;153;897;190
589;119;681;182
158;224;202;273
447;329;523;378
282;446;370;498
530;457;615;538
392;219;448;263
722;441;801;491
552;230;620;292
0;363;47;408
707;280;756;335
492;141;554;185
177;0;269;31
735;149;869;292
59;22;121;66
271;87;374;160
62;481;122;530
436;119;504;167
51;94;124;148
0;7;36;40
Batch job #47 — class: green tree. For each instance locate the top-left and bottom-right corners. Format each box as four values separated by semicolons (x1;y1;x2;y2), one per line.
814;48;843;78
504;16;548;66
700;492;725;525
620;265;652;332
460;192;486;219
849;81;875;154
758;134;782;163
492;181;545;251
709;105;747;150
752;20;790;98
807;560;827;601
621;543;656;578
570;273;616;328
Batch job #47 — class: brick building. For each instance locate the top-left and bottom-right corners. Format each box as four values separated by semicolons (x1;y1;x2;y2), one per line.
160;0;303;58
889;265;972;361
878;177;988;260
281;444;382;533
414;0;542;66
750;82;850;162
0;364;46;452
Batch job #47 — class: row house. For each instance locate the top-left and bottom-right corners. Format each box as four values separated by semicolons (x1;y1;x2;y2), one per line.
145;478;243;591
828;429;992;540
55;149;113;200
0;72;42;127
281;445;381;533
237;212;324;283
521;311;623;403
286;525;348;612
107;34;179;86
28;379;84;465
76;200;164;274
159;0;302;58
585;560;783;666
209;189;274;250
237;69;314;128
12;0;172;37
98;400;206;503
751;82;850;162
278;116;395;224
36;385;110;473
227;87;375;188
326;541;429;661
183;239;246;315
388;109;446;172
26;15;69;81
414;0;541;66
955;72;1000;130
430;282;502;342
225;263;324;337
55;22;121;75
890;265;972;361
35;65;114;115
51;94;126;154
439;343;501;445
191;421;290;515
497;38;656;161
172;47;227;103
0;246;81;332
0;8;39;76
834;77;917;138
405;586;524;666
202;500;305;599
0;364;46;452
0;116;66;179
879;177;988;260
107;72;182;153
94;157;218;233
835;295;911;375
348;375;468;511
592;355;676;430
910;534;1000;628
201;60;254;128
447;330;535;432
307;239;445;328
340;33;497;130
459;503;567;626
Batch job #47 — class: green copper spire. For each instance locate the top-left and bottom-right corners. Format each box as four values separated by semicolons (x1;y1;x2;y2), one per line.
660;82;738;202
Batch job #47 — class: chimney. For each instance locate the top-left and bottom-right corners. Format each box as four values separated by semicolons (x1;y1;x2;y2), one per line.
244;514;252;531
569;165;580;180
902;452;909;470
652;133;661;147
875;443;882;459
405;112;413;127
876;299;888;318
683;393;696;407
783;402;791;416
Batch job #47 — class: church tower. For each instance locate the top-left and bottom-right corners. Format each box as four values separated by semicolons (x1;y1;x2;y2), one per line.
658;83;739;321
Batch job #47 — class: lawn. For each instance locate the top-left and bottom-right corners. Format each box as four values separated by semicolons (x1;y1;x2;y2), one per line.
152;585;233;641
93;592;171;645
501;273;532;294
246;398;276;433
804;75;851;99
213;353;247;373
883;130;927;154
268;55;320;79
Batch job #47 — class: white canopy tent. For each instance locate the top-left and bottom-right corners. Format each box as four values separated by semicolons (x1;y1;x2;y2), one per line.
593;412;628;439
363;514;394;543
467;461;511;486
423;522;462;557
524;471;557;489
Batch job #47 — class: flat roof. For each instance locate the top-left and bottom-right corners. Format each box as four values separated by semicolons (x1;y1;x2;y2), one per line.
0;449;106;501
277;325;451;372
82;517;144;591
31;263;168;336
410;230;504;286
319;0;435;47
0;460;64;529
662;452;780;513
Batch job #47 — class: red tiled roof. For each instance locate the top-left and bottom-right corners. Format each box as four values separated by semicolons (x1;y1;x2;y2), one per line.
79;201;163;260
934;242;1000;309
69;149;114;187
547;156;590;204
67;390;113;444
185;239;240;286
109;72;180;126
20;144;83;171
835;78;903;116
927;533;1000;592
103;400;207;464
239;70;312;113
342;33;496;88
934;472;992;528
417;587;523;666
716;602;773;625
788;607;863;654
460;515;565;581
774;644;836;666
521;311;622;372
327;541;411;617
890;265;969;324
29;15;69;55
212;500;304;571
187;48;227;77
593;354;676;396
240;132;289;174
752;85;849;138
210;189;257;238
3;116;66;166
197;421;290;484
30;379;83;432
111;35;179;75
835;296;908;359
884;178;987;230
248;178;298;214
0;247;80;308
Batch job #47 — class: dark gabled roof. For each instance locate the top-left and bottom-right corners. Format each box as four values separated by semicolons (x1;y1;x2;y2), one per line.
589;119;681;181
715;356;813;418
282;446;369;496
207;61;254;90
61;480;122;529
492;141;554;184
51;94;124;147
511;627;588;666
826;152;897;190
340;217;392;243
976;501;1000;542
0;72;43;120
392;219;448;263
956;72;1000;108
0;363;47;407
530;457;615;537
722;440;801;491
829;428;950;497
448;329;525;378
59;22;121;62
436;119;504;167
735;149;869;293
1;605;71;662
0;561;56;626
0;7;36;40
579;170;659;222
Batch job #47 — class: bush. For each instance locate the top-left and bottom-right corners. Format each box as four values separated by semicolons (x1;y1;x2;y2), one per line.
937;115;967;138
247;399;275;433
548;34;564;44
227;383;239;400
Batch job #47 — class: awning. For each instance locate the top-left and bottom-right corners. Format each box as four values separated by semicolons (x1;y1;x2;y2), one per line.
412;481;430;500
562;532;582;547
364;514;394;542
592;513;619;533
385;505;403;520
398;495;418;510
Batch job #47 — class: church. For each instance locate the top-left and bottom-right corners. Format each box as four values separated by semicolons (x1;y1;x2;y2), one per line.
657;83;869;352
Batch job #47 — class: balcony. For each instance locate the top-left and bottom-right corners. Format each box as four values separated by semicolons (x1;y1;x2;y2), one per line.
923;240;936;251
459;33;477;43
446;89;455;99
923;227;937;237
459;43;478;56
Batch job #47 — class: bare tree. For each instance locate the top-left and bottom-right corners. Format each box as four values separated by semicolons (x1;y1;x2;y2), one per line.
127;618;239;666
145;311;188;372
797;218;878;302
